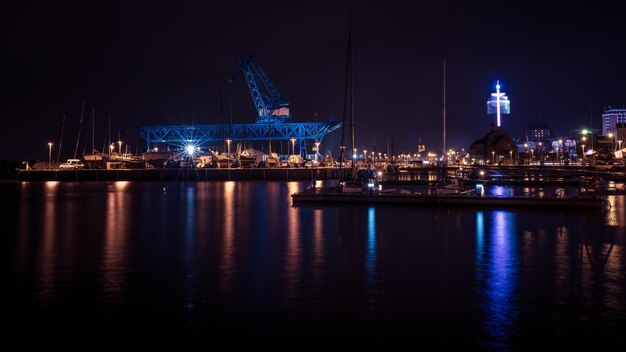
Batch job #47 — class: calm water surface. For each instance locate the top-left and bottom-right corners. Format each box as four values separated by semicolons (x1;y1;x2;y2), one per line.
2;181;625;347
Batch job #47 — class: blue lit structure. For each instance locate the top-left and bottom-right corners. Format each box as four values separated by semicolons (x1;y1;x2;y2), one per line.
140;122;340;155
139;54;341;156
487;80;510;127
229;55;290;124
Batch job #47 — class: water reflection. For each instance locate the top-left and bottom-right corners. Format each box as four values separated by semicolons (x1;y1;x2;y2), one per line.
183;185;197;313
366;207;377;286
476;210;519;349
101;181;130;303
605;195;625;227
219;181;236;293
284;182;302;300
312;208;324;285
37;181;59;301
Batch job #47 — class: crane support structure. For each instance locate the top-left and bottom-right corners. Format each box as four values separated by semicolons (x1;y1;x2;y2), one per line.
140;121;341;155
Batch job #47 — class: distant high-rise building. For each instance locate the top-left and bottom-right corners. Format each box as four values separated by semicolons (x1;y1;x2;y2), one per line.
527;122;552;142
602;108;626;136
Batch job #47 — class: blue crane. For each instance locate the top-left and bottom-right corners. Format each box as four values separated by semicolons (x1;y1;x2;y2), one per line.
229;55;290;124
140;55;341;157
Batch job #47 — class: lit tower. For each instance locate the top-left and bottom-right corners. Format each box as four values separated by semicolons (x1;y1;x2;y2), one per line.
487;80;510;127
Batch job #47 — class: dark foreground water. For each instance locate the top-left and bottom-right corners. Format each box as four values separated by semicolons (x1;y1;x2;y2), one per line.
2;181;625;347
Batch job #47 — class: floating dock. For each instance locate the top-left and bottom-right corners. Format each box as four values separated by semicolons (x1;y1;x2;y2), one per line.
292;188;605;208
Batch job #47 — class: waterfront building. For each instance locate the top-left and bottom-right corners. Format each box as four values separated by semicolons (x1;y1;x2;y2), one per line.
602;108;626;136
526;121;552;142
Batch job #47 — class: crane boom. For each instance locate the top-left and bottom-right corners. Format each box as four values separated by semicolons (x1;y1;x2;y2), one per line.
229;55;290;124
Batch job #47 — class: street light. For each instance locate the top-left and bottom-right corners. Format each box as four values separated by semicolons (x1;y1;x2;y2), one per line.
314;141;320;163
492;150;495;164
363;150;367;163
608;132;615;151
524;143;528;164
581;144;586;164
290;138;296;156
110;144;115;155
47;142;53;168
226;138;232;168
353;148;358;160
118;140;123;155
555;147;559;165
509;150;513;164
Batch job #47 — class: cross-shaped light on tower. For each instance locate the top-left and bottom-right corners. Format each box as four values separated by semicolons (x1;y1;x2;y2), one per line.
492;81;505;127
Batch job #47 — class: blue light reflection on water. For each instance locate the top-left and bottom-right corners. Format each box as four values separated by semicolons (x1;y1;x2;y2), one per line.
366;207;376;286
3;181;626;344
475;210;519;350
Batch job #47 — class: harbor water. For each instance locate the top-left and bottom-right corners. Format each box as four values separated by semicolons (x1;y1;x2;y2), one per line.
2;180;625;347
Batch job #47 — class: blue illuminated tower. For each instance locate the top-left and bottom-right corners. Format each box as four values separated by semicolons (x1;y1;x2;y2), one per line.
487;80;510;127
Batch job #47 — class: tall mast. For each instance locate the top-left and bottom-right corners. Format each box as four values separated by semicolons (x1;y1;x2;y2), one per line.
73;99;85;159
57;114;65;162
349;15;355;174
92;105;95;154
442;58;446;159
108;115;111;151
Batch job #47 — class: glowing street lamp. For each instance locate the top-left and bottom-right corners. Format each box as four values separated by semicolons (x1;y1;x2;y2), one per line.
555;147;560;165
581;144;586;163
608;132;615;151
363;150;367;162
314;141;320;163
353;148;358;160
110;144;115;155
117;140;123;155
509;150;513;164
226;138;232;168
47;142;53;168
492;150;495;164
290;138;297;156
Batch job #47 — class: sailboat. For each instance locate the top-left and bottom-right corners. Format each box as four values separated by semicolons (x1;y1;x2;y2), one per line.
237;120;258;167
338;15;366;193
83;106;108;166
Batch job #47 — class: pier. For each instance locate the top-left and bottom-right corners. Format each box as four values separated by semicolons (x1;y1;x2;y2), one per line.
292;189;605;208
17;167;350;182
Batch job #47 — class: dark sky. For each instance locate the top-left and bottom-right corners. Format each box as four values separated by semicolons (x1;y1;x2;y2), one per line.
2;0;625;160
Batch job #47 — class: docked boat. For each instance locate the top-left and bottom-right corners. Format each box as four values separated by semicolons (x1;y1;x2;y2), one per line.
209;149;237;168
288;154;304;168
265;152;280;168
429;177;466;195
238;148;257;168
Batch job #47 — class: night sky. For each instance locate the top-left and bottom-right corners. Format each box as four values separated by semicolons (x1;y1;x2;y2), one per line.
2;1;625;160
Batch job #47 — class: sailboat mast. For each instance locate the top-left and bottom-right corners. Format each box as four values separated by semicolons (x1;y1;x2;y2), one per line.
442;58;447;160
349;16;355;173
108;115;111;151
73;99;85;159
57;114;65;162
92;106;95;154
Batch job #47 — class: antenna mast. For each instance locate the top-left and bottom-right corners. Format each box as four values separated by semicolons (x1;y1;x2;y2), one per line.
442;58;446;159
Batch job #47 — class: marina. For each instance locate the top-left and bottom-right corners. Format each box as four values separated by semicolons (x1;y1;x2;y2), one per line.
4;1;626;345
